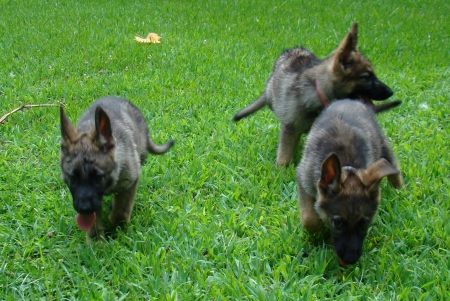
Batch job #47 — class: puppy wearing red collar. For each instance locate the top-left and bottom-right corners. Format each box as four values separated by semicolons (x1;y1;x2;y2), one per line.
233;22;394;167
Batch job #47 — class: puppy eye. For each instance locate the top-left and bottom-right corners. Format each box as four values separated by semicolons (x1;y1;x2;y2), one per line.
68;170;81;183
333;218;345;230
359;218;370;229
90;169;104;183
359;72;372;79
93;173;103;180
68;175;77;183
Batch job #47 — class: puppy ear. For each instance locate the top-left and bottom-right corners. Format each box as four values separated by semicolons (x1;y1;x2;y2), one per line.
60;106;79;144
319;153;342;194
334;22;358;72
361;158;400;191
94;106;114;151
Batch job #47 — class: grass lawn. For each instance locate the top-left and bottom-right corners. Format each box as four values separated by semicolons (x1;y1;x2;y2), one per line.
1;0;449;299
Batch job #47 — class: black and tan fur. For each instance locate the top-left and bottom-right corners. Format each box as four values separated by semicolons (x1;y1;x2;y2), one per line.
60;97;174;243
296;99;402;265
234;22;394;167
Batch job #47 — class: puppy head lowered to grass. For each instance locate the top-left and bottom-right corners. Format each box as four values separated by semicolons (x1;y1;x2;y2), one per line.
296;99;403;265
315;153;399;265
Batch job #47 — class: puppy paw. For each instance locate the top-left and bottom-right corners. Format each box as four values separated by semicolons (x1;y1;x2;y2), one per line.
86;225;105;245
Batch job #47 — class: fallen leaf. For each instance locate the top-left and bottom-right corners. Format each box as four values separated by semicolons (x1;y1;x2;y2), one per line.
134;32;161;44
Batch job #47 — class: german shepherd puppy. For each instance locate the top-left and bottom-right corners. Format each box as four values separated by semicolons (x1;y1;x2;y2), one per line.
234;22;394;167
296;99;403;265
60;97;174;243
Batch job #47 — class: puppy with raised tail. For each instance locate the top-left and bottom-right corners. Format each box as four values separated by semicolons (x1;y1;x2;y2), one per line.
60;97;174;243
234;22;394;167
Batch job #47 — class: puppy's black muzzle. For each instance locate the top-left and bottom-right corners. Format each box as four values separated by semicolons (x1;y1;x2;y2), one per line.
70;184;102;214
364;78;394;101
334;232;364;265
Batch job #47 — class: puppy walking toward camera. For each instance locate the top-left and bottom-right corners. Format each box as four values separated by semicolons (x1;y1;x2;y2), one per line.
296;99;403;265
60;97;174;243
234;22;394;167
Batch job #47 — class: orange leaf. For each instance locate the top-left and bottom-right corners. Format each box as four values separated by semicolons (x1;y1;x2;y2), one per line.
134;32;161;44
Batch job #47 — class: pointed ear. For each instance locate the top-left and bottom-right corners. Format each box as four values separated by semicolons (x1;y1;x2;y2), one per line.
94;106;114;151
361;158;400;191
319;153;342;194
334;22;358;72
60;106;79;144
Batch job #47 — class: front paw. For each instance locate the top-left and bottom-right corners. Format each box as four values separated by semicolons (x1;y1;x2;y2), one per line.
85;224;105;245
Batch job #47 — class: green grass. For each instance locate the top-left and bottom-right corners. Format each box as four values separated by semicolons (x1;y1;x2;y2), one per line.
1;0;449;299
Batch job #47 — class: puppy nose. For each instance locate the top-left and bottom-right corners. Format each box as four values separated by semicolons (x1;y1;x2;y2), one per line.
345;247;362;264
77;201;94;213
378;82;393;98
72;185;99;213
385;86;393;97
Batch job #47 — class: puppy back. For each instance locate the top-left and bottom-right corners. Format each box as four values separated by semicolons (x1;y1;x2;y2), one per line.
297;100;383;197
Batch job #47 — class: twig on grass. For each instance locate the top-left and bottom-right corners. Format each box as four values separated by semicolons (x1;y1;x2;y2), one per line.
0;103;64;124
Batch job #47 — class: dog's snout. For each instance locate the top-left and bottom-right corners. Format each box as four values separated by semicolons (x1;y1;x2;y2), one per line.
344;237;363;264
344;247;362;264
71;184;101;213
382;85;394;98
77;200;94;213
367;80;394;100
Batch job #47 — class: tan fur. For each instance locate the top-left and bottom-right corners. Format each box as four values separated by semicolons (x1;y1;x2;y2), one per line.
296;99;402;264
60;97;174;243
234;22;394;167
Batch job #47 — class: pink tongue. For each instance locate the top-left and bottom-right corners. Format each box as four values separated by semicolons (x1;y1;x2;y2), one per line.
339;258;348;266
76;212;96;231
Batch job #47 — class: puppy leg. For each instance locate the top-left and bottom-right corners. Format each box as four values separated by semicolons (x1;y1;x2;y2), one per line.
276;123;301;167
298;186;324;232
86;208;105;244
381;144;404;189
109;180;138;228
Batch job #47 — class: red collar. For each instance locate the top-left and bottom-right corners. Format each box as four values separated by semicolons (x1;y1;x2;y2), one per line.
315;79;329;107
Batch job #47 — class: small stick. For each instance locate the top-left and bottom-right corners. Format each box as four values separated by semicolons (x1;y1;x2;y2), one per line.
0;103;63;124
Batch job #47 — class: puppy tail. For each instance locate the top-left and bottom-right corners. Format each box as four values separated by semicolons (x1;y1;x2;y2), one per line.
373;100;402;114
147;137;175;154
233;93;267;121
